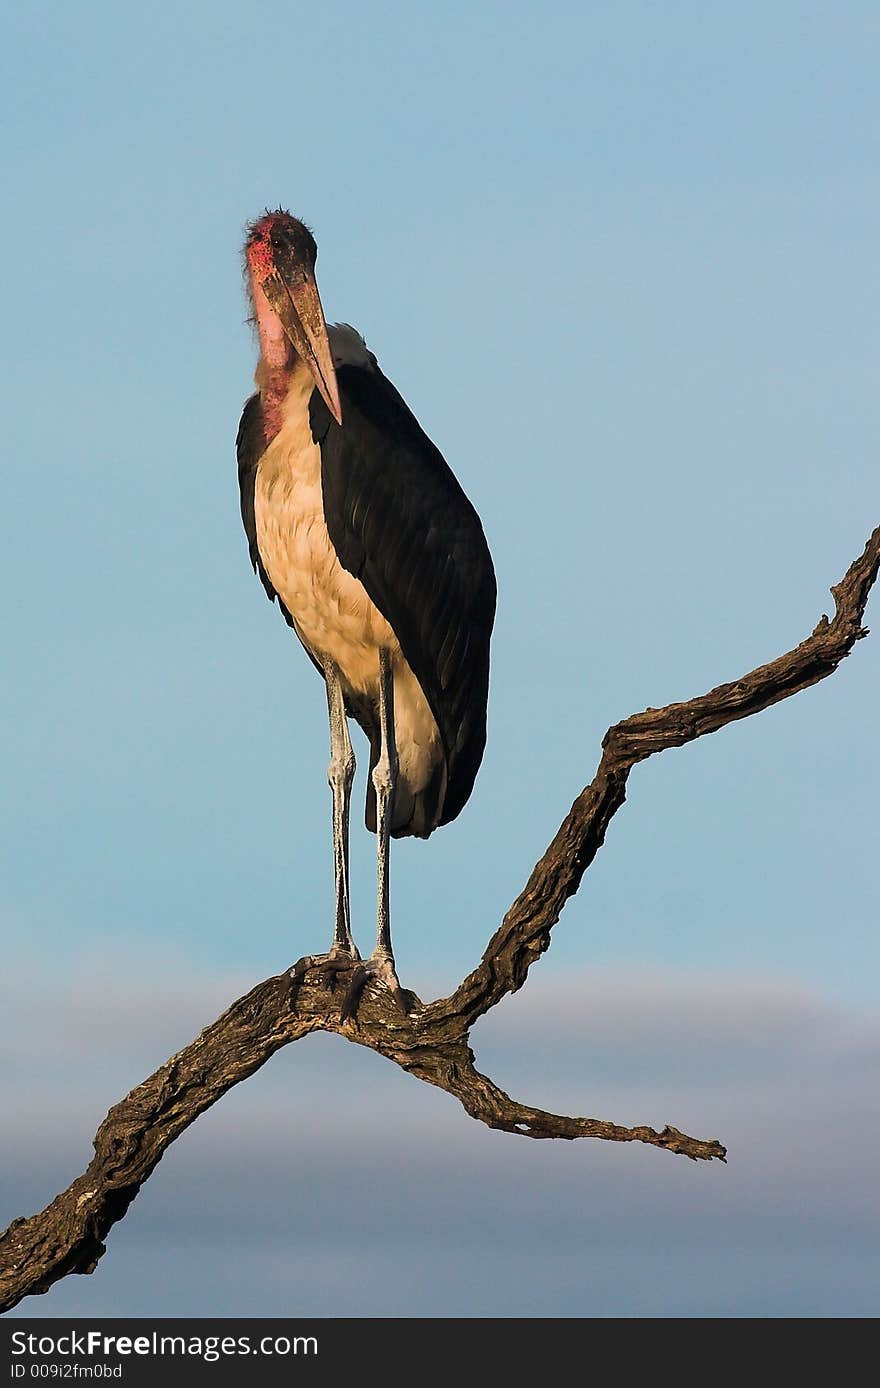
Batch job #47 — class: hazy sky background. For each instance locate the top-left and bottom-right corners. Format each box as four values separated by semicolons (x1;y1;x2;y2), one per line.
2;1;878;1317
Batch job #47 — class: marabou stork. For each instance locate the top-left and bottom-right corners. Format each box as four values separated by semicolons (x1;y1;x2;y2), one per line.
238;210;496;1013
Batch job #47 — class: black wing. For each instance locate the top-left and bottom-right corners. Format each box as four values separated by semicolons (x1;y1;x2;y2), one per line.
310;363;496;826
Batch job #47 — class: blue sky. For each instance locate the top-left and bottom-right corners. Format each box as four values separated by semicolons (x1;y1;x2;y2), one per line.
2;1;878;1317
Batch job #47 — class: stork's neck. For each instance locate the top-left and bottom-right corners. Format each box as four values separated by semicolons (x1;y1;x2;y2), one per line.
250;274;299;441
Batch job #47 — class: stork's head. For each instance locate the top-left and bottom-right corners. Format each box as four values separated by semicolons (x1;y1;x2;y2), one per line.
244;210;342;425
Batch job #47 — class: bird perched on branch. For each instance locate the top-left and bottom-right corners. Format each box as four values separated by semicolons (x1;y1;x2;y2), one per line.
238;210;496;1014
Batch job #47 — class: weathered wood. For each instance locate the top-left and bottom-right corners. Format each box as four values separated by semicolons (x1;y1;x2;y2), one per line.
1;525;877;1314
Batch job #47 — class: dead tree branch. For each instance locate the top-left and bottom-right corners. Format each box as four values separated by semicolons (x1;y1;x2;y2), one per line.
2;524;877;1313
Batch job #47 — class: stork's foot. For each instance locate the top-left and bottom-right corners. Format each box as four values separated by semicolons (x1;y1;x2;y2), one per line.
339;951;407;1022
291;945;360;994
291;948;409;1021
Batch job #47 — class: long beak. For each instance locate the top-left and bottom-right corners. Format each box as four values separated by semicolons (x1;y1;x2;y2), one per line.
262;267;343;426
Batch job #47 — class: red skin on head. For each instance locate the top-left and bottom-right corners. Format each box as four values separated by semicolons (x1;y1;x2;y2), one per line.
245;216;280;283
245;210;308;283
246;236;274;282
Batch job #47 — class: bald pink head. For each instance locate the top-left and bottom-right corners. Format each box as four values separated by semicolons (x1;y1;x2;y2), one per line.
245;209;318;287
243;209;342;431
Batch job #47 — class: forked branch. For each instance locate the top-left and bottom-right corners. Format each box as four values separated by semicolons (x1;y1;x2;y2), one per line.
2;525;877;1314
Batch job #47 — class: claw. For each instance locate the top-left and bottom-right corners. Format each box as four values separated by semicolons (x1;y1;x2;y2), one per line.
290;948;361;1003
339;963;370;1021
339;954;407;1022
313;953;360;991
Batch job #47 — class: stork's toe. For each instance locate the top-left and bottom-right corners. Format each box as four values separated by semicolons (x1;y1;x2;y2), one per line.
291;947;361;994
339;953;407;1022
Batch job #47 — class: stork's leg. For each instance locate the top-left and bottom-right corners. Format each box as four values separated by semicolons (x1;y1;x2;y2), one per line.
339;647;405;1020
373;646;398;960
293;665;360;997
324;661;358;956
